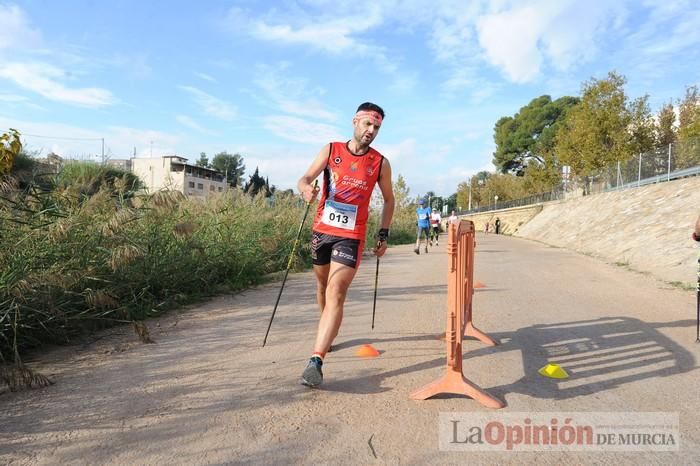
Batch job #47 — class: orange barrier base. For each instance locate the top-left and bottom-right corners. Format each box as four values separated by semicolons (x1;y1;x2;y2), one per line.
409;367;504;409
465;322;498;346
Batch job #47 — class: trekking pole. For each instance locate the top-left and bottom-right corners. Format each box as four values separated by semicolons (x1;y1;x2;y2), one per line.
262;180;318;347
371;243;380;330
696;244;699;342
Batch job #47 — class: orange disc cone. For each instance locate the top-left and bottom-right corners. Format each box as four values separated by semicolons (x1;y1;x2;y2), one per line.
474;280;486;288
355;344;380;358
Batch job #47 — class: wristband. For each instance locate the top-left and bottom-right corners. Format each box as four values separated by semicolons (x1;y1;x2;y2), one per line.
377;228;389;242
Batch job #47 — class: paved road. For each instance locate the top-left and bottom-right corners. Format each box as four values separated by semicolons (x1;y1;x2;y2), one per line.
2;233;698;464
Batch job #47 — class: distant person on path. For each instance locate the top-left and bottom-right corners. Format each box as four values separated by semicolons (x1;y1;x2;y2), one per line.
414;199;431;254
296;102;395;388
484;221;489;233
495;217;501;234
430;209;442;246
448;210;458;224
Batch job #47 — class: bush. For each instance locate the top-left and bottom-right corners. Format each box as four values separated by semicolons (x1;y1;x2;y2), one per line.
0;183;310;362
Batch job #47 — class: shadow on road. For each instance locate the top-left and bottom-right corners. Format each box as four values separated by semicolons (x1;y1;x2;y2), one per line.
317;317;697;404
475;317;697;401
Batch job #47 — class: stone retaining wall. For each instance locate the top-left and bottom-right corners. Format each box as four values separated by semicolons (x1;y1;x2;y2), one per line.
458;176;700;287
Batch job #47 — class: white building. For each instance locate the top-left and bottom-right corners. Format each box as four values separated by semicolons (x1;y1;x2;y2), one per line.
130;156;227;198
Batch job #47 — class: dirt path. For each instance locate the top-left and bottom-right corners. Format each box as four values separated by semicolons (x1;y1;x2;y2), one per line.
2;233;699;464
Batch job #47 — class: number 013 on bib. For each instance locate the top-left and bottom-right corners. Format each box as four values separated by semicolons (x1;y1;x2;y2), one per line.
321;200;358;230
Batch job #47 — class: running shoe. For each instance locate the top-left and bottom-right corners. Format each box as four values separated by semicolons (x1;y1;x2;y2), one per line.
301;356;323;387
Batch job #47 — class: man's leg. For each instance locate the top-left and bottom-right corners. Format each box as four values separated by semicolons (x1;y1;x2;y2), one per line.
302;261;357;387
414;225;421;254
314;264;330;314
312;261;357;354
314;263;339;352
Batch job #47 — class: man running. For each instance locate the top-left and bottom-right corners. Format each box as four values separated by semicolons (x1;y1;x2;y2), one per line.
297;102;395;388
414;199;431;254
430;208;442;246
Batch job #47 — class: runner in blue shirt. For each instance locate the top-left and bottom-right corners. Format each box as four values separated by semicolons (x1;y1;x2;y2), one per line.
414;199;431;254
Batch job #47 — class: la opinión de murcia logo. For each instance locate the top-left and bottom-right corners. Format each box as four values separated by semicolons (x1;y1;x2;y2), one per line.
440;413;679;451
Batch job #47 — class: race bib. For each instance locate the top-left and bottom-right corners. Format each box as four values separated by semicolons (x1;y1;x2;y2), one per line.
321;200;358;230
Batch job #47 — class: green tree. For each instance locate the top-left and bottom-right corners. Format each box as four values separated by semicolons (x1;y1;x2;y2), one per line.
627;95;656;156
393;174;411;208
195;152;209;168
483;173;527;205
676;85;700;168
521;155;562;194
655;101;676;149
455;171;493;211
211;151;245;187
493;95;579;175
445;192;457;212
455;181;470;212
264;176;275;197
555;71;654;185
0;128;22;175
244;167;266;196
678;85;700;140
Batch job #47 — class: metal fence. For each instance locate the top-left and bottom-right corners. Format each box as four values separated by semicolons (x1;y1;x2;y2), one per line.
460;137;700;215
592;138;700;193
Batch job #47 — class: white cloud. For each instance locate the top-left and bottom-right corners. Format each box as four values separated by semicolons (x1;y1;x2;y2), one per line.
227;6;383;55
476;5;544;83
0;93;27;102
0;4;41;51
175;115;219;136
0;62;114;107
254;63;338;121
179;85;237;120
263;115;342;145
224;6;408;80
373;138;418;171
476;0;628;83
195;72;216;82
638;9;700;56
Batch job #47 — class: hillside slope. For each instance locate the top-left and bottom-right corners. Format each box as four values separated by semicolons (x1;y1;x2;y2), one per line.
515;176;700;286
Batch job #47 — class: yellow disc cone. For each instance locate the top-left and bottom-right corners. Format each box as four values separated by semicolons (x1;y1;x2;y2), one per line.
538;363;569;379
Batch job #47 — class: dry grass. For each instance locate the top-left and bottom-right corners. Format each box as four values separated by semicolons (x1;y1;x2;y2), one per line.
1;166;419;386
1;364;54;392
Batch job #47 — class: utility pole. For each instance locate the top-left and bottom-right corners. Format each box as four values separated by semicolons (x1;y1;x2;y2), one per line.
468;180;472;211
101;138;105;164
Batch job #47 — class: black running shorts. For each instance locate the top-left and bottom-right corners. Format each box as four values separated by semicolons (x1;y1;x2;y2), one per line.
311;231;363;269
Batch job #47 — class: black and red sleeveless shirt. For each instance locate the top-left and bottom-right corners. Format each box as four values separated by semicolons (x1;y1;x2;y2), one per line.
312;142;384;241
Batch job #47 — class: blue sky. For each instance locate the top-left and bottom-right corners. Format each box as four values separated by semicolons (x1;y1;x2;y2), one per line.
1;0;699;196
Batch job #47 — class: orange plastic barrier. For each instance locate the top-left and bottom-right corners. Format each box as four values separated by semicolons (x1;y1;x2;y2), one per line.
410;219;503;408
